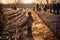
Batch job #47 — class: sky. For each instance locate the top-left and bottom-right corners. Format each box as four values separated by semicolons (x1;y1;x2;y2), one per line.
1;0;15;4
1;0;59;4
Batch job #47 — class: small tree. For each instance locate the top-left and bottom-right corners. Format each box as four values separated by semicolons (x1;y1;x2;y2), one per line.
0;4;8;31
0;3;4;32
2;13;8;30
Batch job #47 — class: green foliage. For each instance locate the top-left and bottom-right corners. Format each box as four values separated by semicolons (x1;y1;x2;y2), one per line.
0;12;9;30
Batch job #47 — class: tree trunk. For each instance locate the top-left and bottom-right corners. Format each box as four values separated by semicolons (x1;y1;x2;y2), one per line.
46;0;49;4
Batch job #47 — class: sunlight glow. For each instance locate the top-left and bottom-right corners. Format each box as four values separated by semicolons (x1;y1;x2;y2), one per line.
22;0;36;4
2;0;15;4
1;0;54;4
